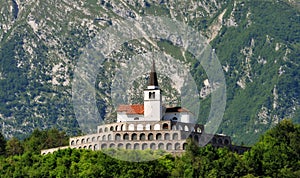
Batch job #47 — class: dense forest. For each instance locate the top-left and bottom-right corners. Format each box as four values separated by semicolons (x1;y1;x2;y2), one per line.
0;119;299;177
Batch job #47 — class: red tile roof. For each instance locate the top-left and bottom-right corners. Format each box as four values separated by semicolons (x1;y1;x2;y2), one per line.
117;105;190;115
117;104;144;115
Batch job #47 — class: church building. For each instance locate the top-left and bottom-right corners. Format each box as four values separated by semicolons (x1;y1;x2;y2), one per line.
41;61;249;155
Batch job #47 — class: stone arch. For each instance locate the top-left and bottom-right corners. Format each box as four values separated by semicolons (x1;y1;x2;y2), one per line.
110;126;114;131
164;133;170;140
137;124;143;131
99;128;103;133
108;134;112;141
178;125;183;130
132;133;137;140
171;125;177;130
89;145;93;150
97;136;101;141
166;143;172;150
184;125;189;131
134;143;140;150
87;137;90;143
128;124;135;131
156;133;162;140
92;137;96;142
154;124;160;130
140;133;146;140
115;125;119;131
123;133;129;140
94;144;99;150
71;140;75;145
224;138;229;145
121;124;125;131
109;143;115;148
183;143;188;150
115;133;121;141
158;143;164;150
145;124;151;130
76;139;80;144
175;143;180;150
126;143;131;149
142;143;148;150
150;143;156;150
148;133;154;140
162;123;169;130
101;144;107;149
83;146;87;149
218;138;223;144
118;143;123;148
102;135;106;141
173;133;178;140
104;127;108;132
81;138;85;144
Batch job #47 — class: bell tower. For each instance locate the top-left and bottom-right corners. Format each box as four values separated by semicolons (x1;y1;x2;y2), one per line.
144;60;162;121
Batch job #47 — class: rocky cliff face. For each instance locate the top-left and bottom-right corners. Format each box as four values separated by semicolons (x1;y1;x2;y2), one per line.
0;0;299;144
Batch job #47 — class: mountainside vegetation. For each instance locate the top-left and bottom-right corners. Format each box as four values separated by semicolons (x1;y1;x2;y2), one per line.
0;0;299;145
0;119;299;177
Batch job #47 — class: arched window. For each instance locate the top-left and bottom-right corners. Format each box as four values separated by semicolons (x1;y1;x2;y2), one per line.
92;137;96;142
115;134;121;141
173;133;178;140
166;143;172;150
134;143;140;150
140;133;146;140
118;143;123;148
76;139;80;144
99;128;103;133
163;123;168;130
150;143;156;150
137;124;143;131
175;143;180;150
89;145;93;150
123;133;129;140
126;143;131;149
142;143;147;150
129;124;134;131
148;133;154;140
178;125;183;130
102;135;106;141
94;144;99;150
156;133;162;140
109;143;115;148
110;126;114;131
158;143;164;150
184;125;189;131
164;133;170;140
145;124;151;130
154;124;160;130
81;138;85;144
71;140;75;145
104;127;108;132
132;133;137;140
101;144;107;149
149;92;155;99
108;134;112;141
121;124;125;131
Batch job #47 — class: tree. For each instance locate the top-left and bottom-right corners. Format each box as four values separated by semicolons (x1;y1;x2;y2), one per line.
0;132;6;156
5;137;23;156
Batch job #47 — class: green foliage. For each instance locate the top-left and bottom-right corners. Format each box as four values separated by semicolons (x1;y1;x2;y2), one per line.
0;132;6;156
0;120;300;177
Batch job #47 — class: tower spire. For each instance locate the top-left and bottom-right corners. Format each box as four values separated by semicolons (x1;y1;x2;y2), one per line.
149;60;159;87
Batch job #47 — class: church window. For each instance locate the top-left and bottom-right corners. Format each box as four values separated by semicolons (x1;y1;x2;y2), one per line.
132;133;137;140
149;92;155;99
123;133;129;140
166;143;172;150
148;133;153;140
163;123;168;130
140;133;146;140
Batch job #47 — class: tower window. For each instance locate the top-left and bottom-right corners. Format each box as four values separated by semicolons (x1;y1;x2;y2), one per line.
149;92;155;99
